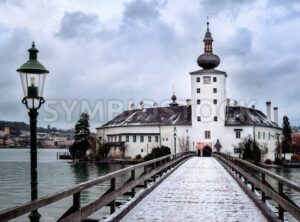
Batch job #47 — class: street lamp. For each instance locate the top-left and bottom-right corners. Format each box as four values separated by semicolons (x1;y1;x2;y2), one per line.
173;127;177;154
17;42;49;222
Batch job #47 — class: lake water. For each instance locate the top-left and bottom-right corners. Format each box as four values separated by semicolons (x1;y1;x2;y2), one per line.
0;148;134;221
0;149;299;221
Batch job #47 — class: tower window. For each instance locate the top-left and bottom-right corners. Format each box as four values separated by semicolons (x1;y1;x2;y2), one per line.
213;99;217;104
213;77;217;82
140;135;144;142
196;77;200;82
197;88;200;93
155;136;159;142
204;131;211;139
126;135;129;142
197;116;201;122
197;99;201;104
214;116;218;122
119;135;122;142
133;135;136;142
148;136;152;142
213;88;217;93
236;131;241;139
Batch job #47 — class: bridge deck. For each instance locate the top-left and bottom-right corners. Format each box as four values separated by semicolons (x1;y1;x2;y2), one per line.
121;157;267;222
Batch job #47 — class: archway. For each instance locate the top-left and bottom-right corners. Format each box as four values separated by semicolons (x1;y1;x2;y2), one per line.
203;146;212;157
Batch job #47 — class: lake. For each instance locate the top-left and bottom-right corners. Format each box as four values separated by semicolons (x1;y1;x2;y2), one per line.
0;148;133;221
0;149;299;221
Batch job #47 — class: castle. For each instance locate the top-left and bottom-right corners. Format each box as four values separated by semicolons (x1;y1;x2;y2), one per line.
96;22;281;160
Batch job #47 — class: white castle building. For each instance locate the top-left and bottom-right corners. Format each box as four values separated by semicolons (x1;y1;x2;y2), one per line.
96;22;281;160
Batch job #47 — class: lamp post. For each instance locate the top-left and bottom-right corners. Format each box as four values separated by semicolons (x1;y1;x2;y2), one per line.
173;127;177;154
17;42;49;222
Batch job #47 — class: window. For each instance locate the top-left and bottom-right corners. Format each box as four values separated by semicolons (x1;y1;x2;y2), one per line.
236;131;241;139
166;138;168;141
263;132;265;140
140;135;144;142
197;88;200;93
196;77;200;82
197;99;201;104
148;136;152;142
234;148;241;154
126;135;129;142
204;131;211;139
258;132;261;139
114;136;117;142
213;88;217;93
213;77;217;82
203;76;211;84
107;136;110;142
155;136;159;142
214;116;218;122
213;99;217;104
133;135;136;142
162;138;165;141
141;149;143;152
197;116;201;122
119;135;122;142
268;133;271;140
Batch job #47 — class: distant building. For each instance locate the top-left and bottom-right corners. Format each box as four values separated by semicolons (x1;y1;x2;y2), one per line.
96;22;281;160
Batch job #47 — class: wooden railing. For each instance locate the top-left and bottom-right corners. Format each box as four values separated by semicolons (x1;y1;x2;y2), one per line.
213;152;300;221
0;151;195;222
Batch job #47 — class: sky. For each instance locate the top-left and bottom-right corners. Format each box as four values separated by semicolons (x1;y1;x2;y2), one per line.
1;0;300;131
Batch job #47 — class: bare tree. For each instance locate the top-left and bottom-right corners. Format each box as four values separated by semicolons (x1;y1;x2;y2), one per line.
178;136;189;152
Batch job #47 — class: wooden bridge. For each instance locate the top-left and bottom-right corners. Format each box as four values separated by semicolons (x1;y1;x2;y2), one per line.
0;152;299;221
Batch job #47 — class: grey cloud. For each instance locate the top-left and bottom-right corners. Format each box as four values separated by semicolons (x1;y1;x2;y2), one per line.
56;11;101;39
122;0;166;26
220;27;253;56
200;0;253;16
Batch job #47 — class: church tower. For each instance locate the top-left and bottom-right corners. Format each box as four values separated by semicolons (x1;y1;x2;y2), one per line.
190;21;227;155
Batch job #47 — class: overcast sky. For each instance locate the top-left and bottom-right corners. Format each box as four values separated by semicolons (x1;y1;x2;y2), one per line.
1;0;300;130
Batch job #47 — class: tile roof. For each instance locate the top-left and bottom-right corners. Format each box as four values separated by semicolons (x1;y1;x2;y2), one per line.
98;106;192;129
225;106;281;129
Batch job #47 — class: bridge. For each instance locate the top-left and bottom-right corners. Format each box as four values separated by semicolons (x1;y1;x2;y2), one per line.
0;152;299;221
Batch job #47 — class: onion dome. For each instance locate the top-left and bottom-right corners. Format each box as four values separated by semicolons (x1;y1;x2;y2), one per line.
197;21;220;69
170;88;179;107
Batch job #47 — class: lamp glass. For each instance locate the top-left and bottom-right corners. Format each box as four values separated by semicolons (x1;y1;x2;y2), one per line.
19;72;46;98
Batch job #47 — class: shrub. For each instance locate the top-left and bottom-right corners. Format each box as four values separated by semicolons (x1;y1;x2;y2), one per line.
135;154;142;160
264;159;272;165
291;154;300;161
274;158;283;165
144;146;171;161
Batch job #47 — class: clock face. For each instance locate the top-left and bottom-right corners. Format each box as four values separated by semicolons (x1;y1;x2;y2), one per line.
203;76;211;84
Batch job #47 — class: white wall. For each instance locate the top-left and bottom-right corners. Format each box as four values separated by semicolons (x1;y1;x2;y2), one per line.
97;125;192;158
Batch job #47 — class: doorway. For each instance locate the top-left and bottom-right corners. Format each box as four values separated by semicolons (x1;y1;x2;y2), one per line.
203;146;212;157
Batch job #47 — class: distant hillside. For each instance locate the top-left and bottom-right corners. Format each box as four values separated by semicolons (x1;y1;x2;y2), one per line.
0;120;74;136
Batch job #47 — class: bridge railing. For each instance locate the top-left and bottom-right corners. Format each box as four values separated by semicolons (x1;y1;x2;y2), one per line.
213;152;300;221
0;151;195;222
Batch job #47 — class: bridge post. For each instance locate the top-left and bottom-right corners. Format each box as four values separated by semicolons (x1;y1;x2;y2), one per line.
261;173;266;202
144;166;148;188
131;170;135;197
110;178;116;214
278;182;284;220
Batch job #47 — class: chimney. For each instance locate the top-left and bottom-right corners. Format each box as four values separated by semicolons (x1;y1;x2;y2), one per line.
251;105;255;109
273;107;278;124
186;99;191;106
130;103;135;110
266;101;271;121
153;102;158;107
